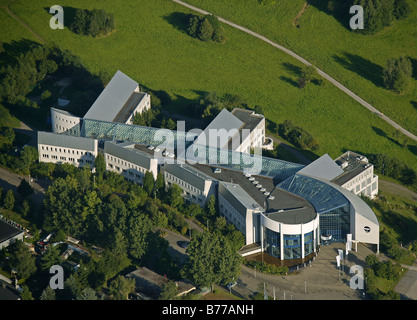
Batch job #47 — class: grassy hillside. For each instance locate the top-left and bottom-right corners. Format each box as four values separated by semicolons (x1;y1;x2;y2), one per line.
182;0;417;136
1;0;417;171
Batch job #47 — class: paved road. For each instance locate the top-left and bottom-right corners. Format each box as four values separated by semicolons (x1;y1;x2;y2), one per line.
172;0;417;143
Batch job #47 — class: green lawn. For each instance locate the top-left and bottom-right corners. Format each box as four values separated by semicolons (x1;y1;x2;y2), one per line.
181;0;417;136
1;0;417;172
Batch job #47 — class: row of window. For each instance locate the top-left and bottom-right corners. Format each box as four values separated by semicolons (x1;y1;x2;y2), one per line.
106;154;149;174
164;172;203;196
40;154;92;164
40;145;93;157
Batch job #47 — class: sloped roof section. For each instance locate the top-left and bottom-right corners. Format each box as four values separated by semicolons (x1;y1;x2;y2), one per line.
194;109;243;149
38;131;96;152
83;70;139;122
298;153;343;181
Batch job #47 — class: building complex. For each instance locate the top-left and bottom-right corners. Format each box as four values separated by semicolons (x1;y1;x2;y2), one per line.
36;70;380;266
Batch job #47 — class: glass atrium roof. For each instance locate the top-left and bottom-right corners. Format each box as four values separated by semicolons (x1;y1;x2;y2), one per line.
277;174;349;214
62;118;304;182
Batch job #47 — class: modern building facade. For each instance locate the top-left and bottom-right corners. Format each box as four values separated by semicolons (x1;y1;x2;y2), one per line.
37;71;381;265
193;108;265;154
163;163;217;206
51;70;151;134
38;131;98;168
333;151;379;199
104;141;159;184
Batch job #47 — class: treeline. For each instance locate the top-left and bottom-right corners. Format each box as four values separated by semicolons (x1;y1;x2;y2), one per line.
368;153;417;188
187;14;226;43
326;0;411;35
364;254;402;300
0;43;104;117
279;119;319;151
0;157;245;299
70;8;115;37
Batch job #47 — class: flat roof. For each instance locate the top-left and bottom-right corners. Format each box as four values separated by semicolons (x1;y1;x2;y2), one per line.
0;220;23;244
231;108;264;133
332;151;370;186
194;163;316;224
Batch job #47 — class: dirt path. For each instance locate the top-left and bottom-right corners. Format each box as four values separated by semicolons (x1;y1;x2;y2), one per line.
1;5;46;44
379;179;417;202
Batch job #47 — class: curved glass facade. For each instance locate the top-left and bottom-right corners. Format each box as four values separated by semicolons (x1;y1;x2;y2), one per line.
264;228;280;259
278;174;351;243
263;228;317;260
283;234;301;259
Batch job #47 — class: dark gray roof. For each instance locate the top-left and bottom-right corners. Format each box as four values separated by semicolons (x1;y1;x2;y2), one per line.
104;141;153;169
37;131;96;152
194;164;316;224
0;220;23;244
231;108;264;133
332;151;371;186
112;92;147;123
219;181;263;217
163;163;214;191
83;70;139;122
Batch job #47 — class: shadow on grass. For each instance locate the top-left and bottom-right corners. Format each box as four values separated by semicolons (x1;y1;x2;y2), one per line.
308;0;353;31
411;101;417;111
282;62;302;77
0;39;40;68
372;126;406;147
279;76;298;88
408;145;417;157
333;52;384;88
409;57;417;80
162;12;194;35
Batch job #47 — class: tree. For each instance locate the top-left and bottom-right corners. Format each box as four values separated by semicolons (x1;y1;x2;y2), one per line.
17;179;33;198
181;232;242;290
108;275;136;300
20;146;38;173
159;280;178;300
383;56;413;94
205;195;217;218
155;172;165;194
187;15;200;37
76;287;98;300
9;241;36;279
143;171;155;196
197;17;214;42
39;286;56;300
127;211;152;260
4;189;15;210
168;184;184;209
40;245;61;271
393;0;410;19
94;153;106;177
20;285;34;300
301;65;316;83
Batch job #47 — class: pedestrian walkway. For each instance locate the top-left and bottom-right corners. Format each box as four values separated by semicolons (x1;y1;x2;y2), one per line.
233;243;375;300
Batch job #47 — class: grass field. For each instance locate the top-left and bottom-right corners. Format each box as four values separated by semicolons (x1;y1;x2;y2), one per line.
181;0;417;135
1;0;417;172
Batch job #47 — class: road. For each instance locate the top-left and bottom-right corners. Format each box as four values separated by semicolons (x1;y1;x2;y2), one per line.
172;0;417;143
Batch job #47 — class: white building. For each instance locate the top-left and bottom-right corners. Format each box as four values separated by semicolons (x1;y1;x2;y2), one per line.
333;151;379;199
37;131;98;168
193;108;265;154
51;70;151;134
104;141;158;185
163;163;217;206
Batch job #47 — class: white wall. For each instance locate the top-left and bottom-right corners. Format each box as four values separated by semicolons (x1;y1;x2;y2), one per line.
51;108;81;134
38;142;97;168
